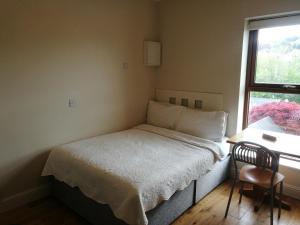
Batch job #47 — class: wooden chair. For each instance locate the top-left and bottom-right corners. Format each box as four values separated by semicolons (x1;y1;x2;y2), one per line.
224;141;285;225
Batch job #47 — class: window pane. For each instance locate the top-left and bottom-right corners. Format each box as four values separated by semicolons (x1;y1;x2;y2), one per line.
255;25;300;85
248;92;300;136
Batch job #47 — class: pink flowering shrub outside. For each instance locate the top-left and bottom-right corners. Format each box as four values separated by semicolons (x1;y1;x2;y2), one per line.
249;102;300;135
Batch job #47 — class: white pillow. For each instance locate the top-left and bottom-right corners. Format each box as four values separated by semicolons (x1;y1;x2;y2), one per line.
147;101;185;129
175;108;228;142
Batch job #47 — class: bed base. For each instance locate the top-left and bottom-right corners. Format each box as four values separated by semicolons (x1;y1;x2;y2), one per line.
51;156;230;225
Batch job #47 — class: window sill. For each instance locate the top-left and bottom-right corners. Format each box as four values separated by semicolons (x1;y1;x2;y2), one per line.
280;158;300;170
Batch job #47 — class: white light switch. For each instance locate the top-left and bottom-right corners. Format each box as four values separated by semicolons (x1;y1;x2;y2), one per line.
68;97;76;108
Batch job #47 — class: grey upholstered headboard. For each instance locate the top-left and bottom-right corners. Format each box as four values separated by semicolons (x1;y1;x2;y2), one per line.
155;89;223;111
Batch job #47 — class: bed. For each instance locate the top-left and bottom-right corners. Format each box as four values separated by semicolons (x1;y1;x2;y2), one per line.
42;90;231;225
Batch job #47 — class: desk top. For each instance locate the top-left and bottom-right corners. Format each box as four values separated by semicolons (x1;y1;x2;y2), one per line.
228;128;300;158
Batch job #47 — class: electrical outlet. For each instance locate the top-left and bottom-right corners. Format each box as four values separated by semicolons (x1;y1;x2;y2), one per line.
195;100;203;109
181;98;189;107
169;97;176;104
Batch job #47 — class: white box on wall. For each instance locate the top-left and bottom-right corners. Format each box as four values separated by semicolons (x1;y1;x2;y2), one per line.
144;41;161;66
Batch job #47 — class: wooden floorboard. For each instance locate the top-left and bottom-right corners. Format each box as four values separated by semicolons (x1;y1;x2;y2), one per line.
1;181;300;225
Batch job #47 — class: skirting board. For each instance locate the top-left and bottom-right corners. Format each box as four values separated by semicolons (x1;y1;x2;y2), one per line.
284;183;300;200
0;184;50;213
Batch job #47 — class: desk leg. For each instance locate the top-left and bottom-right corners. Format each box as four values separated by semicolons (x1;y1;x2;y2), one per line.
239;183;291;211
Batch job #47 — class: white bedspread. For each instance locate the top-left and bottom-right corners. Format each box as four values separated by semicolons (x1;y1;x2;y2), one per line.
42;124;224;225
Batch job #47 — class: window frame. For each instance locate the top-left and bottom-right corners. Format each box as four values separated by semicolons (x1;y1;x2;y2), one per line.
243;29;300;128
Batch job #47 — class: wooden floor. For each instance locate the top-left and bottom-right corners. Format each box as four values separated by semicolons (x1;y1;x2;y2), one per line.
1;181;300;225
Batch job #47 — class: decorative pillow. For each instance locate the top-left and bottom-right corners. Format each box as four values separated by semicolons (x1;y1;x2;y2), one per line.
147;100;185;129
175;108;228;142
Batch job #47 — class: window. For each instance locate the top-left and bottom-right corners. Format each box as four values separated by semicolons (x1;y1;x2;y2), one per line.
244;23;300;136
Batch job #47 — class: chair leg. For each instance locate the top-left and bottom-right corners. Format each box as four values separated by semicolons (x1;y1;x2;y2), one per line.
225;178;236;218
270;187;274;225
278;182;283;219
239;182;244;204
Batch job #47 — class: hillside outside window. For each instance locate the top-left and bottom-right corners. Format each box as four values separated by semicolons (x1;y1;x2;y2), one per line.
244;22;300;138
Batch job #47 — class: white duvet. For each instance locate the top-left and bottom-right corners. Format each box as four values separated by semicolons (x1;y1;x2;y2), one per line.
42;124;225;225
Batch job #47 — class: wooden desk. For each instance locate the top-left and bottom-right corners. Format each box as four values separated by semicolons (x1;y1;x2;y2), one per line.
227;128;300;211
228;128;300;159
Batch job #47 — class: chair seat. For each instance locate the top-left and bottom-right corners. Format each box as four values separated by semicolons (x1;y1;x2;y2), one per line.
239;165;285;188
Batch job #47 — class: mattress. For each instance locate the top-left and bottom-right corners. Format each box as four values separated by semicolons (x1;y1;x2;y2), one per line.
42;124;226;225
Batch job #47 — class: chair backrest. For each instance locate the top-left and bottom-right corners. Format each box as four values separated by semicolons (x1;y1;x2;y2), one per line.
231;141;279;184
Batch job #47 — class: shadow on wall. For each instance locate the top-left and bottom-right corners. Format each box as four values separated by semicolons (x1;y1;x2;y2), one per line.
0;150;51;201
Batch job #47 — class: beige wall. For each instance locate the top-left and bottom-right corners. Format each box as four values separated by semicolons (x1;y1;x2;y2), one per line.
0;0;158;202
157;0;300;136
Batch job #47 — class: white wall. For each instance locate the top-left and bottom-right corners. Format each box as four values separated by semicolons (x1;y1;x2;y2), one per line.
0;0;159;208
